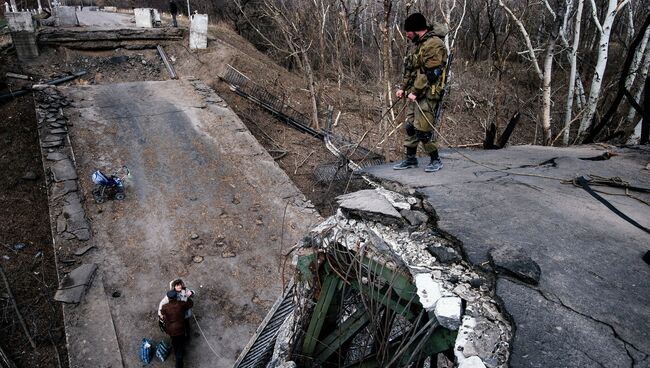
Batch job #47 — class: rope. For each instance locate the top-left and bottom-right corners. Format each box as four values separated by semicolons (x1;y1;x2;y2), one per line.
192;314;224;360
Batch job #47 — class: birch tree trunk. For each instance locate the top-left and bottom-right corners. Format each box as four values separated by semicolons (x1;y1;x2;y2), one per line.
577;0;630;140
380;0;393;156
541;38;557;145
303;51;320;130
562;0;584;145
624;37;650;129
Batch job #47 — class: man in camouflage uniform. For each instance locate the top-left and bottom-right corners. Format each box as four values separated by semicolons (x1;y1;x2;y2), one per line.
394;13;448;172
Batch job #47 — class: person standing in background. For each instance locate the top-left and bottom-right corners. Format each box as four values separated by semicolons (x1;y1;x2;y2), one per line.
169;0;178;27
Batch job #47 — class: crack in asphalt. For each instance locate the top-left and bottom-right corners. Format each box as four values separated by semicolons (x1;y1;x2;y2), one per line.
530;286;645;366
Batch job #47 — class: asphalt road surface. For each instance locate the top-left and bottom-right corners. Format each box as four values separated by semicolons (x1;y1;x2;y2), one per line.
60;79;320;367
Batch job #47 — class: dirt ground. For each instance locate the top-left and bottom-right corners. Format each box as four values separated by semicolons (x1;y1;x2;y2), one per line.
0;51;68;367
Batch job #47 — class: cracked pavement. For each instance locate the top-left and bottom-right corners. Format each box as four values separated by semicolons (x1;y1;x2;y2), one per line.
363;145;650;367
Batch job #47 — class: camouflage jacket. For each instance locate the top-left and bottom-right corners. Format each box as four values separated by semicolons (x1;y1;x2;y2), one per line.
400;23;448;100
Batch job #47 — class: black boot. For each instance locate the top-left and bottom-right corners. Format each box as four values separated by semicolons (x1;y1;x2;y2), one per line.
424;151;443;172
393;147;418;170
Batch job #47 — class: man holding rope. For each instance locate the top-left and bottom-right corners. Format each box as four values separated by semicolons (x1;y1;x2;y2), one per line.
393;13;448;172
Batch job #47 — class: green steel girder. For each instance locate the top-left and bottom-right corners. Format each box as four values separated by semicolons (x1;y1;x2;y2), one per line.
358;256;418;303
302;272;341;356
313;308;371;362
350;281;418;322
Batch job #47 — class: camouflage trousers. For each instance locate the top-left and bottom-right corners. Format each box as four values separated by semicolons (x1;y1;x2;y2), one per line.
403;98;439;155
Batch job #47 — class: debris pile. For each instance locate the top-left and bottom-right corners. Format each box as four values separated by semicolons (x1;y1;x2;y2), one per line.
249;188;512;367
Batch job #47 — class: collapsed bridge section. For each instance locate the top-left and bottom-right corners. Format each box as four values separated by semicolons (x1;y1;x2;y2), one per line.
236;189;512;368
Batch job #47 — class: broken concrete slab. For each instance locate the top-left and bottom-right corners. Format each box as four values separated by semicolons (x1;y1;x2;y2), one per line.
489;245;540;285
414;273;443;311
41;140;64;148
46;152;68;161
400;209;429;226
337;189;402;222
51;180;78;198
51;159;78;181
74;244;96;256
54;263;97;304
427;244;461;264
43;134;65;142
435;296;462;330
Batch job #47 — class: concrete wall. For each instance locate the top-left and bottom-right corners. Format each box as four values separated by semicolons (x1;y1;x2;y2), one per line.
134;8;153;28
6;12;39;60
189;14;208;49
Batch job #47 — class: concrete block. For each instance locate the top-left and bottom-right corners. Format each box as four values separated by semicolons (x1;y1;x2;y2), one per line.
102;6;117;12
414;273;442;311
190;13;208;49
152;8;161;25
6;12;39;60
53;6;79;26
6;11;34;32
134;8;154;28
434;296;462;330
458;356;487;368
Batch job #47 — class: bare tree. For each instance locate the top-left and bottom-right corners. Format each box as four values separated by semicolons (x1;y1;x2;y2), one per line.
576;0;631;140
561;0;585;145
499;0;563;145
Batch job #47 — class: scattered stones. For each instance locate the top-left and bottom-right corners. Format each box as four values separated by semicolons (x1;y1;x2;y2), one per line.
232;194;241;205
13;242;27;251
21;171;38;180
489;245;541;285
221;251;236;258
190;233;199;240
193;255;204;263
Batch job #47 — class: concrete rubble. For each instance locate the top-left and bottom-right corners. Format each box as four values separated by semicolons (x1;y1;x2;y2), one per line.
264;187;512;368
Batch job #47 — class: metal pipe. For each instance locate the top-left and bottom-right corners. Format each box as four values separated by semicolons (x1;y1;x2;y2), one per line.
0;70;87;102
156;45;177;79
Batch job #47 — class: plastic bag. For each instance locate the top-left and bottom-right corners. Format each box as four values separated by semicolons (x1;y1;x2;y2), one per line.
139;338;154;364
155;340;171;362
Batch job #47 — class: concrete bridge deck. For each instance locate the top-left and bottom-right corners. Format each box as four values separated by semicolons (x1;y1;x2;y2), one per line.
363;145;650;367
55;79;320;367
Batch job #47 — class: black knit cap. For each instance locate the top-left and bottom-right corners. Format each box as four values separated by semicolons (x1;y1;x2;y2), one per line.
404;13;427;32
167;290;177;300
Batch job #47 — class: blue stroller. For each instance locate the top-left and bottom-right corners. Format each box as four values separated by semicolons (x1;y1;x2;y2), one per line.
91;167;129;203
